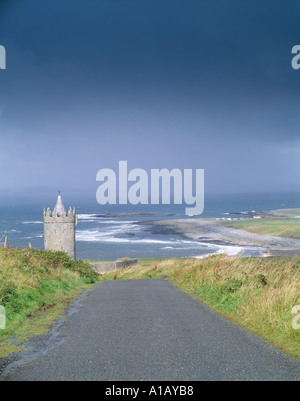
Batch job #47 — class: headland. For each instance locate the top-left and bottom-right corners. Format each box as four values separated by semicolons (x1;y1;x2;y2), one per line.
140;209;300;257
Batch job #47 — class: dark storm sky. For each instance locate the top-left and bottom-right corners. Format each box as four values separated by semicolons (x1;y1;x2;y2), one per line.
0;0;300;195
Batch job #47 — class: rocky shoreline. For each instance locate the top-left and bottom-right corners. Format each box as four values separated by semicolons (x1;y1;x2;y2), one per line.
140;216;300;257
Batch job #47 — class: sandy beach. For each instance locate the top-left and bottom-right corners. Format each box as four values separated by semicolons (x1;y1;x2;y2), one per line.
140;218;300;257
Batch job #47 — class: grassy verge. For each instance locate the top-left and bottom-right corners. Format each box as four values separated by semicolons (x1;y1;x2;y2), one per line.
220;218;300;239
282;210;300;216
273;209;300;216
0;247;98;357
100;255;300;359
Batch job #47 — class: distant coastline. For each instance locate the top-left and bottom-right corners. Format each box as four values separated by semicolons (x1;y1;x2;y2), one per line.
2;203;300;260
140;209;300;258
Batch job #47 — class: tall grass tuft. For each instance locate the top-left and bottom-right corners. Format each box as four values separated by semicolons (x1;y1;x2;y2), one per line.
0;247;98;355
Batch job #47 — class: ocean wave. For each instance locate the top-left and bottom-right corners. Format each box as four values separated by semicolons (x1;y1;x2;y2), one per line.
76;230;179;244
75;228;214;251
76;222;140;241
193;245;242;259
228;211;253;216
98;220;138;225
85;212;173;218
215;245;243;256
22;221;43;224
77;214;101;221
25;234;43;239
193;244;268;259
77;214;138;225
103;238;178;244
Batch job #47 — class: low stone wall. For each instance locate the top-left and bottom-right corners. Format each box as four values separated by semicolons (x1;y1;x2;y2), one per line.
89;258;138;273
115;258;138;269
89;262;116;273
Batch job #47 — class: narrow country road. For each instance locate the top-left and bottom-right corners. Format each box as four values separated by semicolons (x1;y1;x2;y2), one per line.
1;279;300;381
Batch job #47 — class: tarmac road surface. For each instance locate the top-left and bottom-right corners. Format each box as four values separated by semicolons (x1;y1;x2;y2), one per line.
2;279;300;381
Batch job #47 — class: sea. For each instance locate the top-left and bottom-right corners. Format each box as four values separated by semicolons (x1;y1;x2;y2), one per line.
0;192;299;261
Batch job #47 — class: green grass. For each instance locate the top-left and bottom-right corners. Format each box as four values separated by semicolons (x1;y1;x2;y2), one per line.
100;255;300;359
277;209;300;216
0;247;99;357
220;218;300;239
3;247;300;361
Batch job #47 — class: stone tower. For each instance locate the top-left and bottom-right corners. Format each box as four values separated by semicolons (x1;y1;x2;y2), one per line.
43;193;77;260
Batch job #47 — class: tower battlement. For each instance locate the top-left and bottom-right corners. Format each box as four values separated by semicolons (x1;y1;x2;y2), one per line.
43;206;77;223
43;194;77;260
